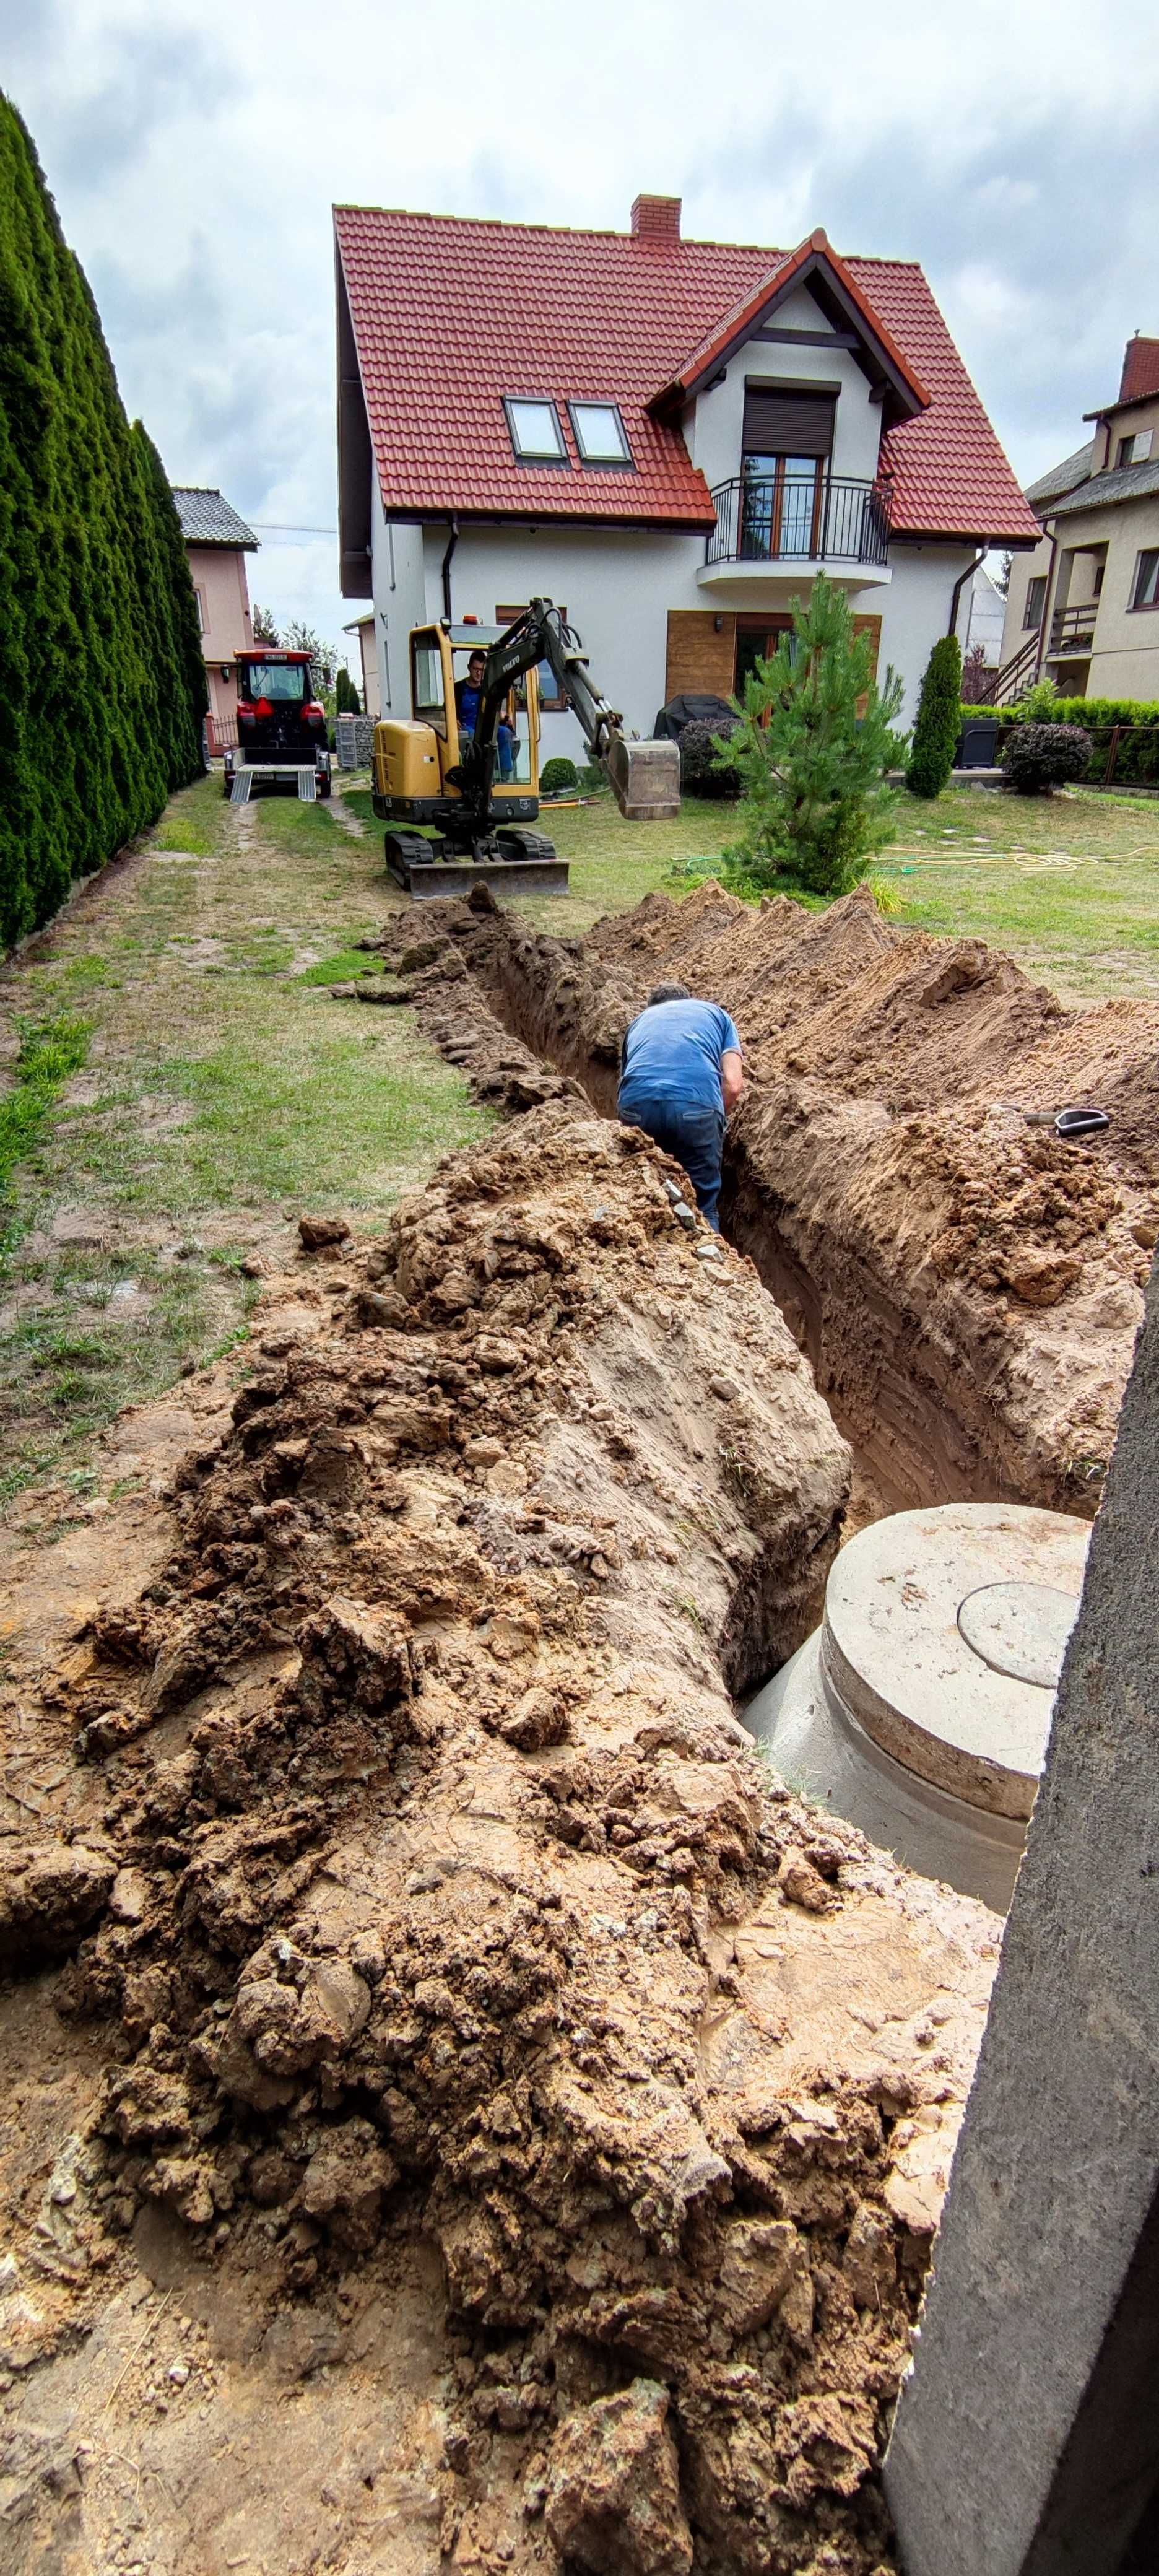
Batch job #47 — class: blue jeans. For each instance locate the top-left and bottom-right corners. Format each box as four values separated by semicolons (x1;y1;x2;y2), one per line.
619;1094;726;1230
458;723;515;781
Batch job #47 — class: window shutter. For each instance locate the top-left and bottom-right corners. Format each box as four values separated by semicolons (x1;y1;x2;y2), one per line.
742;388;836;456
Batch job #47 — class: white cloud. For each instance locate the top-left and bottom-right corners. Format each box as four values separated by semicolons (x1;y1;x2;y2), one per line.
5;0;1158;652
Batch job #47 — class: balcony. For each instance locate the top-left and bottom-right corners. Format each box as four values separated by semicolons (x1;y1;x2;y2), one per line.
1047;602;1098;660
700;472;892;587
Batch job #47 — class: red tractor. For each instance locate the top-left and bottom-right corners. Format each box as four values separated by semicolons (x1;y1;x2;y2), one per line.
222;649;332;803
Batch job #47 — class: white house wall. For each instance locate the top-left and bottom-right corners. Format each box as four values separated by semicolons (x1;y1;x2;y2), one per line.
883;544;979;721
686;285;885;494
419;521;705;759
370;476;425;715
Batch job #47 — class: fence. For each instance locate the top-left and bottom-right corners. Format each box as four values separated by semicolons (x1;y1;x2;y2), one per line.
336;713;375;769
205;713;238;757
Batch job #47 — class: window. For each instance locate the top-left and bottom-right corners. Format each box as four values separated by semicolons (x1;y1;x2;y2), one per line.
243;660;307;700
1116;430;1153;468
194;588;206;635
503;398;568;465
412;637;447;736
568;402;633;468
497;606;568;712
1023;575;1048;631
1131;550;1159;612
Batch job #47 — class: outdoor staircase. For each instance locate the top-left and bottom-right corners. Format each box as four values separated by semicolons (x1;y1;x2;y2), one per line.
975;633;1038;706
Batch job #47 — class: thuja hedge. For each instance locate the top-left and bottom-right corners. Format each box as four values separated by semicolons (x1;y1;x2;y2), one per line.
0;97;207;946
961;698;1159;785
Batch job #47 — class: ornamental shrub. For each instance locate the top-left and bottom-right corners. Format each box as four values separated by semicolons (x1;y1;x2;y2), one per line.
721;572;903;895
540;755;579;794
0;95;207;946
335;664;361;716
680;717;742;799
1017;675;1060;721
1001;723;1093;794
906;633;962;798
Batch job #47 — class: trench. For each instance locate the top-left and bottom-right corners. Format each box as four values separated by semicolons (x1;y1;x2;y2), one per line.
462;938;1030;1530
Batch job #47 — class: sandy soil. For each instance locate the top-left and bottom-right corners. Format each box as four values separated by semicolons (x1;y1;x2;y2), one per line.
0;1095;1000;2576
370;882;1155;1515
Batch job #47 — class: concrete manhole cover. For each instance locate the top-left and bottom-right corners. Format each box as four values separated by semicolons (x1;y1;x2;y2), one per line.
957;1581;1080;1689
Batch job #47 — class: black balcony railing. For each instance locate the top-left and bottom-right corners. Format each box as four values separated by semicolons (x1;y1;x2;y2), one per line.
706;473;891;570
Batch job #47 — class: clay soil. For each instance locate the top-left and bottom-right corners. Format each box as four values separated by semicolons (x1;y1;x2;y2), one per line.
4;876;1153;2576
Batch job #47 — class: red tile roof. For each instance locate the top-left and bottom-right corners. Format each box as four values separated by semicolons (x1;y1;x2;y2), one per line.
334;206;1039;544
653;228;931;415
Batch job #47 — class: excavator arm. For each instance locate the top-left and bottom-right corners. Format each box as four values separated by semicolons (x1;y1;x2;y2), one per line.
461;599;680;824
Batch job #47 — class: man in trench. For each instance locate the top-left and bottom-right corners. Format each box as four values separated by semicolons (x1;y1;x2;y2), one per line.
617;980;744;1232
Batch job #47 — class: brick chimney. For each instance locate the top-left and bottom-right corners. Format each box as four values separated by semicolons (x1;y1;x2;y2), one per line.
1119;334;1159;405
630;194;681;241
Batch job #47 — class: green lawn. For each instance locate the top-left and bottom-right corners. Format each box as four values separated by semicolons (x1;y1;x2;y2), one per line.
346;777;1159;996
0;774;488;1504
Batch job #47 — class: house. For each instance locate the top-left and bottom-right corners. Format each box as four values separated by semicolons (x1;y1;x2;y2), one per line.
996;336;1159;699
334;194;1038;762
171;487;258;742
343;611;381;717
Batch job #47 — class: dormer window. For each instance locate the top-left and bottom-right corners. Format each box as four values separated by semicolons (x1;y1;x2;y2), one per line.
568;401;634;468
503;398;568;465
1116;430;1153;467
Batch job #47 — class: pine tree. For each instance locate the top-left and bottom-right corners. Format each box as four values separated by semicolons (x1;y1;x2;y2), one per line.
721;572;903;896
906;633;963;799
0;94;206;944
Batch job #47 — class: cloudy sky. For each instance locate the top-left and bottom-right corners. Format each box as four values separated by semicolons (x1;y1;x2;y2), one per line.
4;0;1157;663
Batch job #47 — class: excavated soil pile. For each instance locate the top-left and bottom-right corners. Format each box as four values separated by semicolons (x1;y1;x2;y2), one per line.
361;883;1157;1512
0;1105;1000;2576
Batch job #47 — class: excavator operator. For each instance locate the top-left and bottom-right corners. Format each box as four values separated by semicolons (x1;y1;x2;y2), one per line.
617;981;744;1232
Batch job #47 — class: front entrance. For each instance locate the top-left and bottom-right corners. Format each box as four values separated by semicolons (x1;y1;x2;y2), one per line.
734;616;796;695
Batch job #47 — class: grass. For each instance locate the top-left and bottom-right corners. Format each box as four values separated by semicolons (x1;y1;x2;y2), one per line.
0;771;490;1505
3;762;1155;1509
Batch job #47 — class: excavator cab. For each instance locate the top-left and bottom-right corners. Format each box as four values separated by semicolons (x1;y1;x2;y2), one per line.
371;602;679;899
372;622;563;896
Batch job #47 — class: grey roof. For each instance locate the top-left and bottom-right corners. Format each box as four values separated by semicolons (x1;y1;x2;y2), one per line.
171;487;258;547
1025;442;1094;507
1050;456;1159;520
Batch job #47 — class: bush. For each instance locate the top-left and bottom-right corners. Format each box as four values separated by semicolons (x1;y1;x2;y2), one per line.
721;572;903;896
540;755;579;794
907;634;962;799
0;96;206;943
1001;723;1093;794
335;665;360;716
1017;675;1060;721
679;718;742;799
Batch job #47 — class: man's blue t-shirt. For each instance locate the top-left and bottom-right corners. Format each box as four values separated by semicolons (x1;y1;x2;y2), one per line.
619;998;741;1118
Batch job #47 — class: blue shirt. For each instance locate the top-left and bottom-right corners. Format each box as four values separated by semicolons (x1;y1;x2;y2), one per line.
619;998;741;1118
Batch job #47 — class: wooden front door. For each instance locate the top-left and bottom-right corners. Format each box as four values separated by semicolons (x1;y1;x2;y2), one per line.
734;617;796;695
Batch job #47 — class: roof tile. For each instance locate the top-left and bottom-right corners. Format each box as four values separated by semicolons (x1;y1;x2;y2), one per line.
171;487;258;548
333;208;1038;544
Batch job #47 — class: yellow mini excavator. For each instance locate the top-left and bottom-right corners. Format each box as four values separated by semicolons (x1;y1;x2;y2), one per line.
370;598;680;898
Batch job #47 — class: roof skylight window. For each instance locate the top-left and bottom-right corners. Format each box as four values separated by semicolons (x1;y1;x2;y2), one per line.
569;401;634;467
503;398;568;464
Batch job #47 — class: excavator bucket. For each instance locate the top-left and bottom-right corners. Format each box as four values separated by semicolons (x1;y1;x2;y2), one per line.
605;735;681;822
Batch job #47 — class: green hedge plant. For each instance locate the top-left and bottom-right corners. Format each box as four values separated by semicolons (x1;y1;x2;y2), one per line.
907;634;962;799
0;95;206;945
540;755;579;794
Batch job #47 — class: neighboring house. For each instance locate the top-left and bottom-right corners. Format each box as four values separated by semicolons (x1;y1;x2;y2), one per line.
334;195;1037;761
997;335;1159;698
964;565;1007;668
171;487;258;741
343;611;381;717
